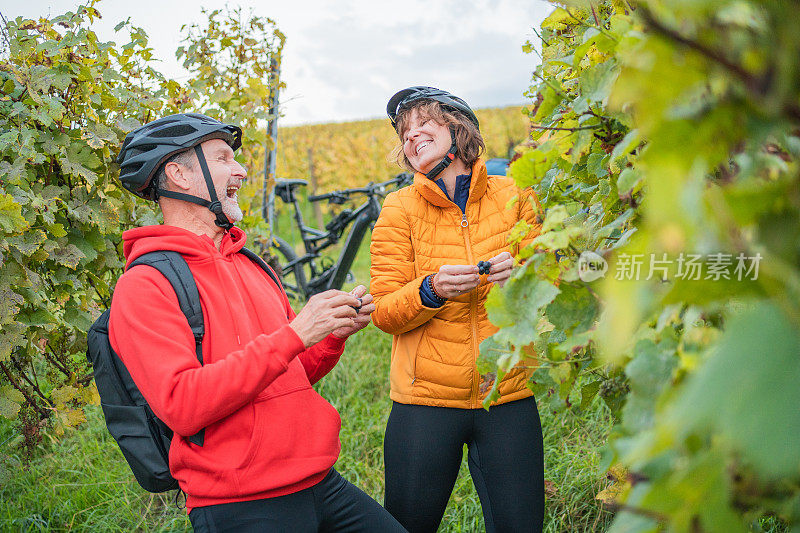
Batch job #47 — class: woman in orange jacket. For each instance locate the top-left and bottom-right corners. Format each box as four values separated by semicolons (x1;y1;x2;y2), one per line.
370;87;545;533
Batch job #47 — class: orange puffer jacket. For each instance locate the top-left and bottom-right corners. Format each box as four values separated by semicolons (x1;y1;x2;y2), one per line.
370;159;543;409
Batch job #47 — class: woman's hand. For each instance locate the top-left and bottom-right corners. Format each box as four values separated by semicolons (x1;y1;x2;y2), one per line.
290;289;360;347
332;285;376;339
486;251;514;288
433;265;480;298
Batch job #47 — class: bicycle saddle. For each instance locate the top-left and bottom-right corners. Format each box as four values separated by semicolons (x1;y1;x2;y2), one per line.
275;178;308;188
275;179;308;203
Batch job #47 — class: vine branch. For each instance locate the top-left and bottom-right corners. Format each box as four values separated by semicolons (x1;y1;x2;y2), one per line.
636;4;765;96
0;361;50;419
532;124;601;132
44;343;73;377
9;352;53;408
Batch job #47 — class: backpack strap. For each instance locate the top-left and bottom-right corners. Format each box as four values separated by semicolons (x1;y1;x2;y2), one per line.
239;247;291;317
128;251;206;447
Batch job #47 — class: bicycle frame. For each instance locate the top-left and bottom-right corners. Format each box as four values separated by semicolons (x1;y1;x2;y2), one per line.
276;184;385;297
308;195;381;294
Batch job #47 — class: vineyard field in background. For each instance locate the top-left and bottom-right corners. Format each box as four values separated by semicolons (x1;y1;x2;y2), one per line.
274;105;528;193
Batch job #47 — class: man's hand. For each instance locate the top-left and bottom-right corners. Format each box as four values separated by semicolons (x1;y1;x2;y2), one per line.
290;290;360;347
485;251;514;288
332;285;376;338
433;264;480;298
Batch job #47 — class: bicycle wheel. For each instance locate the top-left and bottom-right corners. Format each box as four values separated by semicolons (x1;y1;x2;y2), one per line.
269;236;310;301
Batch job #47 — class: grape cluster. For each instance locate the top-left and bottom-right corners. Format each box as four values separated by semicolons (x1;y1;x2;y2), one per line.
477;261;492;275
598;376;630;399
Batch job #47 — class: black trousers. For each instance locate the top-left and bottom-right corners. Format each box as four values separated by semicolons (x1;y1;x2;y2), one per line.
384;397;544;533
188;468;407;532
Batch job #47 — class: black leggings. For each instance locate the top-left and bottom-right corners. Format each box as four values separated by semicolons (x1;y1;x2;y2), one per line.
384;397;544;533
188;468;407;532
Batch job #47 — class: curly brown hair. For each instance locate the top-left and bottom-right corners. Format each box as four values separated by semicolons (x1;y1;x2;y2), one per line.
391;100;485;172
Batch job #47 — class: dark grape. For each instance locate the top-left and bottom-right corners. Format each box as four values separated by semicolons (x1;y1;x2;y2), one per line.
477;261;491;275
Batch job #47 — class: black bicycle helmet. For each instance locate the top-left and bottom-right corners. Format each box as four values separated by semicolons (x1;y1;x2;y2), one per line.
116;113;243;230
386;87;479;180
386;86;479;130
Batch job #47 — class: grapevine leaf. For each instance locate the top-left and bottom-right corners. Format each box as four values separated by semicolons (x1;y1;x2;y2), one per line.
0;193;29;233
546;282;600;334
580;380;602;410
0;386;25;420
669;302;800;480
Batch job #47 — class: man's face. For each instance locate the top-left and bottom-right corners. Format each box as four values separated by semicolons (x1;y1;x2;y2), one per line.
192;138;247;223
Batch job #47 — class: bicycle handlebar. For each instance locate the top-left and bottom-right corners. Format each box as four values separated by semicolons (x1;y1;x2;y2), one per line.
307;173;413;203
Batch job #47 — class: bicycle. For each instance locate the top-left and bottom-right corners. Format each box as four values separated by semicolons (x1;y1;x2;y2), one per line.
266;172;413;301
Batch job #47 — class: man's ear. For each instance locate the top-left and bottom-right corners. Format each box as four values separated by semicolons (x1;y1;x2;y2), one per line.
163;161;193;191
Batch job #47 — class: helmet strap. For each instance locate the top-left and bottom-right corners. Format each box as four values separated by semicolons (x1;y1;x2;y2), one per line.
425;127;457;181
193;144;234;230
154;144;234;231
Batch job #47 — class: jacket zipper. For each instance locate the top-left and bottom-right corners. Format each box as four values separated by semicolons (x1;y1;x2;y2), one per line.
459;211;481;408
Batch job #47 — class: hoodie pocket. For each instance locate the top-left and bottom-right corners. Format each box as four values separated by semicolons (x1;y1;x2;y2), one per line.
254;358;311;402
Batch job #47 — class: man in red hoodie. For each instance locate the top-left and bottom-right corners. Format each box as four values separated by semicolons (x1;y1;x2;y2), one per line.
110;113;406;532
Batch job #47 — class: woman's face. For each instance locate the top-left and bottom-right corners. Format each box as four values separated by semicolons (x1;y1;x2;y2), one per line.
401;108;452;174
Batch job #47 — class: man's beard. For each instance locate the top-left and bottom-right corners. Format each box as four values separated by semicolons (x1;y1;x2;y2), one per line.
216;182;244;223
222;197;244;223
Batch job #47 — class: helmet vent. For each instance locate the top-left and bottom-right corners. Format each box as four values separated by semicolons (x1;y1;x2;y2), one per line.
150;125;198;138
135;143;158;154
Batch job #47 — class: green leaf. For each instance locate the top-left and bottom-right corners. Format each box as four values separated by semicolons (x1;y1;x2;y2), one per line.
64;305;94;333
545;282;600;335
7;229;47;256
0;386;25;420
717;178;791;226
0;289;25;325
508;149;555;188
586;152;609;178
639;451;747;532
617;167;643;195
541;205;569;232
610;129;641;163
532;226;584;250
580;380;602;410
0;323;25;363
18;307;58;328
541;8;572;29
0;193;29;233
533;84;564;122
47;223;68;238
50;243;86;269
669;302;800;480
69;233;98;263
622;339;677;432
579;60;618;103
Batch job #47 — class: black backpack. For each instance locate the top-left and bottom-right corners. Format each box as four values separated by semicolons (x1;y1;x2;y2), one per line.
86;247;283;493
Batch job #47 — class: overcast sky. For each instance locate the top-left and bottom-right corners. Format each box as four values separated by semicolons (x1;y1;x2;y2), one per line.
1;0;552;125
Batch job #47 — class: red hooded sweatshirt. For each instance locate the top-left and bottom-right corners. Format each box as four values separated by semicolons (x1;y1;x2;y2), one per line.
109;225;344;511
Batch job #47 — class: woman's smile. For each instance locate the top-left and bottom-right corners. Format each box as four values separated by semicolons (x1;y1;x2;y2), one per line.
415;140;433;155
